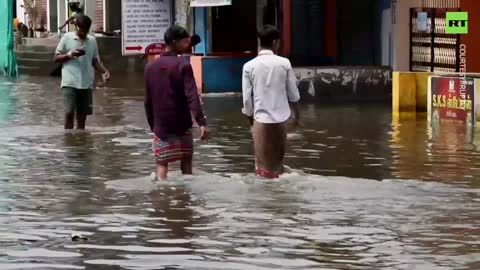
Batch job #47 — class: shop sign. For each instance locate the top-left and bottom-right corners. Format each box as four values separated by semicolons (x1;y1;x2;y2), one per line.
429;76;476;126
145;43;166;55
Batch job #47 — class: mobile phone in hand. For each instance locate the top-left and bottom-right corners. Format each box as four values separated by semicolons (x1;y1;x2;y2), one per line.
77;48;86;55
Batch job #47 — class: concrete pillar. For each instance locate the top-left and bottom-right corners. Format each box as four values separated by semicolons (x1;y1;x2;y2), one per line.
392;72;417;114
175;0;189;29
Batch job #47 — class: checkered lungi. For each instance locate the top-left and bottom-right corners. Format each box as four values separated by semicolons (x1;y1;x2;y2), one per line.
153;130;193;165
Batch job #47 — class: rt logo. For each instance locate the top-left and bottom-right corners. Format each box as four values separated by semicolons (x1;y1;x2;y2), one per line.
446;12;468;34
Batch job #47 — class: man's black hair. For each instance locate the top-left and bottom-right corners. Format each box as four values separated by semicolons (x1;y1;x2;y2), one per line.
76;15;92;30
258;25;281;48
191;34;201;47
164;25;190;45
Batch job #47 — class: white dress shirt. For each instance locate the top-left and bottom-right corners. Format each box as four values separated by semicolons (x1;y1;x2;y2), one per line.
242;50;300;124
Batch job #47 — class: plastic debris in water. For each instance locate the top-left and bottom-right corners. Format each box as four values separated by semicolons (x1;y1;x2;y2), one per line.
150;172;158;182
71;233;88;242
287;133;303;140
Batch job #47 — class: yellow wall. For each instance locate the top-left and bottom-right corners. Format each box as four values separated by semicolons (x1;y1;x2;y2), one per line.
414;72;432;111
393;72;480;115
392;72;417;114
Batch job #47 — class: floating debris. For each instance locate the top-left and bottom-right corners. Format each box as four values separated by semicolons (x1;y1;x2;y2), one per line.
71;233;88;242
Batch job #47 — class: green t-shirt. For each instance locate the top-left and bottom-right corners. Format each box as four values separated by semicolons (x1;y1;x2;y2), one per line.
55;32;99;89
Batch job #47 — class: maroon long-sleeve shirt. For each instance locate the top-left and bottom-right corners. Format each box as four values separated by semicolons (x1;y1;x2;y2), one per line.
144;52;207;140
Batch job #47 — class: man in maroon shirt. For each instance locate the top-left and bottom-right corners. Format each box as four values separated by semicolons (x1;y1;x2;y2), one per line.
144;25;209;180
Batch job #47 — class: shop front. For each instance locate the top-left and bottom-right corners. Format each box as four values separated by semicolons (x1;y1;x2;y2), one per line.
189;0;283;93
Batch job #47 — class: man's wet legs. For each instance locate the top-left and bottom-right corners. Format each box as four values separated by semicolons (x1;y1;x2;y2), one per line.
64;113;75;129
76;113;87;129
63;87;76;130
181;156;193;175
156;163;168;180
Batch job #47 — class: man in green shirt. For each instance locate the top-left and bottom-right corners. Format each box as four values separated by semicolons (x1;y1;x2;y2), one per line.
54;15;109;129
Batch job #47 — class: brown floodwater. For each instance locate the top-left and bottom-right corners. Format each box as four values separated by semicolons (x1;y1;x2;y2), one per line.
0;75;478;270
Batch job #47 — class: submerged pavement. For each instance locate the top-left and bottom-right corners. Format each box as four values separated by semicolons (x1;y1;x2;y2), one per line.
0;75;478;269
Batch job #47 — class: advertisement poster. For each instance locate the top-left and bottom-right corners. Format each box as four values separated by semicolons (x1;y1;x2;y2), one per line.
121;0;172;56
430;76;475;126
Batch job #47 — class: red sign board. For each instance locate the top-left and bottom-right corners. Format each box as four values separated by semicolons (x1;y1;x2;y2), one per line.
430;76;475;125
145;43;166;55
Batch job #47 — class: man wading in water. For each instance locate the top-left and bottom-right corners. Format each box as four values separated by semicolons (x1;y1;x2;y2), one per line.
54;15;110;129
242;25;301;179
144;25;209;180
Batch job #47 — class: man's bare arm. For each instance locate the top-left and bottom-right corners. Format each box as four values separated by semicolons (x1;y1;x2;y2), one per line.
58;17;74;30
290;102;301;127
92;58;108;74
248;116;254;127
53;53;72;64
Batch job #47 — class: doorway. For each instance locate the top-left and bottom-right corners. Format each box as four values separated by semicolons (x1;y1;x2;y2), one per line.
211;0;258;53
49;0;58;32
105;0;122;32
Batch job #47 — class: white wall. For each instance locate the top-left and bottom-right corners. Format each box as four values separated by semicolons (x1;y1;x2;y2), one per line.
381;8;392;66
84;0;95;27
17;0;26;23
392;0;421;71
57;0;66;30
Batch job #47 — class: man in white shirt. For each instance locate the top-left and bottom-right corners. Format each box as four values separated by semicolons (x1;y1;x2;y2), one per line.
242;25;301;179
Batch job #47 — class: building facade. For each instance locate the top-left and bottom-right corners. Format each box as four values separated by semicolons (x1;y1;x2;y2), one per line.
15;0;188;33
392;0;479;73
15;0;479;73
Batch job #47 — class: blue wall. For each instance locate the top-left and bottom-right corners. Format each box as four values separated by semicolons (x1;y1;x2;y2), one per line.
202;56;254;93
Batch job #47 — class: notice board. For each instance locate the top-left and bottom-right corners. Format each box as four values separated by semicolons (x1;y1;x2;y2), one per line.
121;0;172;55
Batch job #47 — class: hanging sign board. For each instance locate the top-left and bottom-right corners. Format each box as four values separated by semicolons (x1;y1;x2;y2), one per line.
190;0;232;7
121;0;172;56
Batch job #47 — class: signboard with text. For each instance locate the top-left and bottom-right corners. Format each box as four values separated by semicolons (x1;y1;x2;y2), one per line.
121;0;172;56
429;76;475;126
190;0;231;7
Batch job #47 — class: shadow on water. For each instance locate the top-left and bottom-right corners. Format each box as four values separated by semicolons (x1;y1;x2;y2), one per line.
0;75;478;269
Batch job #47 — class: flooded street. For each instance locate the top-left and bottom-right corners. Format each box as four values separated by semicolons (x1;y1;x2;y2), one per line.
0;75;479;270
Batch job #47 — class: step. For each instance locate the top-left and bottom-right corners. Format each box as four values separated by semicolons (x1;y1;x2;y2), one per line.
18;65;52;76
15;51;54;61
16;44;57;53
22;37;62;47
17;60;58;76
17;58;53;67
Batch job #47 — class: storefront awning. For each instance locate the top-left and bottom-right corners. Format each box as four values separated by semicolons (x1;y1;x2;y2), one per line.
190;0;232;7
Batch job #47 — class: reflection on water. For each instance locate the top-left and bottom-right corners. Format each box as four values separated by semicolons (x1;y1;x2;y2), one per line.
0;75;479;270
